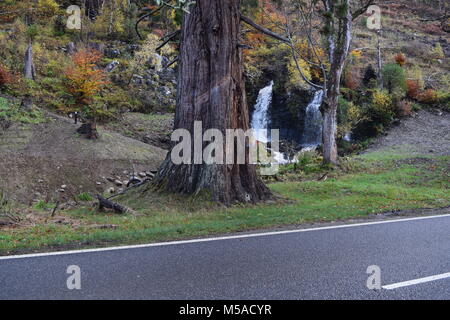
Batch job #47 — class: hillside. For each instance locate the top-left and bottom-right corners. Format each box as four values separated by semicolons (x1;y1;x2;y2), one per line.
0;96;166;203
365;109;450;156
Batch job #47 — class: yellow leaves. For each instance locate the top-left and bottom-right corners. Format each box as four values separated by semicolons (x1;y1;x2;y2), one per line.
287;39;328;89
131;34;175;73
36;0;60;18
372;90;392;109
350;50;362;60
372;90;394;118
287;58;311;88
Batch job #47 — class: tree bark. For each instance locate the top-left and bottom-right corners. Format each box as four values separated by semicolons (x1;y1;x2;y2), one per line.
322;104;338;165
24;43;35;80
376;30;383;89
321;0;353;165
151;0;271;205
97;195;134;214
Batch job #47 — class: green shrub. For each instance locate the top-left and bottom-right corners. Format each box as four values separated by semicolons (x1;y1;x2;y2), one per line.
34;200;54;210
382;63;406;97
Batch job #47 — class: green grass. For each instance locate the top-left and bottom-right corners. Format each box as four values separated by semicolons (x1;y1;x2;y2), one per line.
34;200;55;210
0;152;449;255
0;97;46;124
76;193;94;202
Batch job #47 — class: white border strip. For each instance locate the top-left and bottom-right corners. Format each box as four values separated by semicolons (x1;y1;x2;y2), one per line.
383;272;450;290
1;214;449;261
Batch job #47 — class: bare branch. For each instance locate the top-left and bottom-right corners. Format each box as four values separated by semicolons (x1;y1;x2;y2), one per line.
135;5;165;40
167;57;179;68
240;15;290;43
352;0;375;20
156;30;180;52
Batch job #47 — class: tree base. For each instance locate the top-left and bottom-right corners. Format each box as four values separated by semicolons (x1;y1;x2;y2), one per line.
150;158;272;206
77;122;99;140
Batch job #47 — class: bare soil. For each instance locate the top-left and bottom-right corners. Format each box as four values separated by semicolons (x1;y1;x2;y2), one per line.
365;110;450;156
0;111;167;203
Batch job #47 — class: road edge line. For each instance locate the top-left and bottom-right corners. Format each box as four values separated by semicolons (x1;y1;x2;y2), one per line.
1;213;450;261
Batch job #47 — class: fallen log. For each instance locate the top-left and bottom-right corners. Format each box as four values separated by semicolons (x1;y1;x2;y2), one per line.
97;195;135;215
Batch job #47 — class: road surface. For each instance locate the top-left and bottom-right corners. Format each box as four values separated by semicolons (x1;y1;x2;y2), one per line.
0;214;449;299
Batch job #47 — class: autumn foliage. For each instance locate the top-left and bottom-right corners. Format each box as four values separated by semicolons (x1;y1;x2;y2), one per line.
406;79;420;99
344;69;360;90
394;53;406;66
0;65;13;88
396;100;412;117
417;89;439;104
63;49;107;108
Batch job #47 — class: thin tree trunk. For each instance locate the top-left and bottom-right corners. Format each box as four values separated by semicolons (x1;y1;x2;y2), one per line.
24;43;35;80
377;30;383;89
151;0;271;205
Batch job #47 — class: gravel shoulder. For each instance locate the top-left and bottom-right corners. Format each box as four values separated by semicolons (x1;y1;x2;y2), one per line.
365;110;450;156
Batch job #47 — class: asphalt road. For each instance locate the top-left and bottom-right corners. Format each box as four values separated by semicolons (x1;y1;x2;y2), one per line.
0;214;449;300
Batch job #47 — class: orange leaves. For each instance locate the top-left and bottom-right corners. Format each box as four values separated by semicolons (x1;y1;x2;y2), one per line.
243;0;286;48
394;53;406;67
64;49;107;107
417;89;439;104
406;80;420;100
0;65;14;88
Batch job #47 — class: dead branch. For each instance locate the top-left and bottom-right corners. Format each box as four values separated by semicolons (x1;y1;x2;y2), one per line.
97;195;136;215
156;30;180;52
51;201;60;218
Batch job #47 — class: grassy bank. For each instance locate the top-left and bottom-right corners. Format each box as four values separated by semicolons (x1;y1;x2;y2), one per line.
0;151;449;255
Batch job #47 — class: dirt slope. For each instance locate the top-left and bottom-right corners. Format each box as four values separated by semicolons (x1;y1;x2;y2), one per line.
0;112;167;203
365;110;450;156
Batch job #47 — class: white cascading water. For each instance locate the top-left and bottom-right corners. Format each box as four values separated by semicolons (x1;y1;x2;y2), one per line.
302;90;324;148
251;81;274;143
250;81;289;164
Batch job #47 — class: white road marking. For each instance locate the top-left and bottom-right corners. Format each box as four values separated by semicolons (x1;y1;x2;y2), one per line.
0;214;449;261
383;272;450;290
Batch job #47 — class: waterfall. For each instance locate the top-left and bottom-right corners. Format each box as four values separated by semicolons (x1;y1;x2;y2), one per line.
250;81;290;164
302;90;324;147
251;81;274;143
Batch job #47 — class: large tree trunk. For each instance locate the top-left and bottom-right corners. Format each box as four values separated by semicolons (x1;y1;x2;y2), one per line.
152;0;271;205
